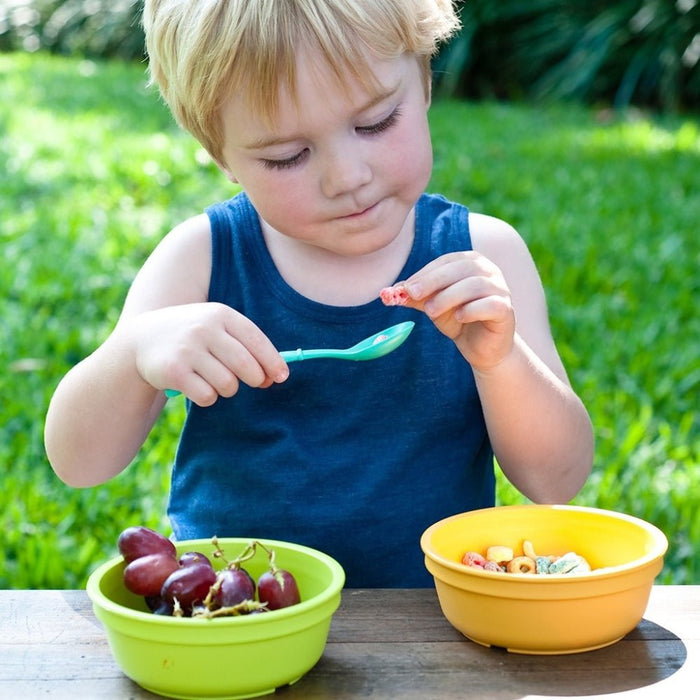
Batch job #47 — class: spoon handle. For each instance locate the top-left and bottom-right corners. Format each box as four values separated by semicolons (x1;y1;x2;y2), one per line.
280;349;304;362
165;348;349;396
279;348;348;362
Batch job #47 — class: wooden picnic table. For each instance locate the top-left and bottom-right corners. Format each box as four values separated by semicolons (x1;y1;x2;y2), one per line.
1;586;697;699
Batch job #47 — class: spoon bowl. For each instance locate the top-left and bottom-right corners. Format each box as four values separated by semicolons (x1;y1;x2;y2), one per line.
280;321;415;363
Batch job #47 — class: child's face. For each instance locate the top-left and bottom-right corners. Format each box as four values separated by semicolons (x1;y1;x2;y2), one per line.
218;49;433;258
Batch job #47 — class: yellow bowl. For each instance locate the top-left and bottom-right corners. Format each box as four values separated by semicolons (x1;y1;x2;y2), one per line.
420;505;667;654
87;538;345;699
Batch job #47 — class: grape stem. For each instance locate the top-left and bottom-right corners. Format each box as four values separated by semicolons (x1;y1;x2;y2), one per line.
253;540;279;573
192;599;267;618
210;536;257;569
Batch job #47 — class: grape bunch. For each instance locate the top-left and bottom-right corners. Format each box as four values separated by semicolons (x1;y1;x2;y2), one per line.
117;526;301;618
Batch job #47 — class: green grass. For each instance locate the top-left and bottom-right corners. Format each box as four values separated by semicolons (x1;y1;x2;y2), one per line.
428;101;700;584
1;52;698;588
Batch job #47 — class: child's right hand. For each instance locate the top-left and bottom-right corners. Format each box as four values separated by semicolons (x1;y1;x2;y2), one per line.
123;302;290;407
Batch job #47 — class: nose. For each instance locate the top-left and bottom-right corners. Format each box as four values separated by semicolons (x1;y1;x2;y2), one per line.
319;140;372;199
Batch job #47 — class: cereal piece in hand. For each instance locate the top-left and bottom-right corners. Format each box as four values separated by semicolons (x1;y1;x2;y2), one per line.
379;285;409;306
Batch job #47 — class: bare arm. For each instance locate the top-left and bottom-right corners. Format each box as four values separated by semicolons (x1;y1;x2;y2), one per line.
468;214;593;501
394;214;593;503
44;214;288;487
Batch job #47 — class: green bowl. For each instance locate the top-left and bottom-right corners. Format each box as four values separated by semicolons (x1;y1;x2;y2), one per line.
86;537;345;699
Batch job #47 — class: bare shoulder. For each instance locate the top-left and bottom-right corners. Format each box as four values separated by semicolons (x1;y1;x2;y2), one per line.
121;213;213;316
467;211;566;378
468;211;544;291
155;213;212;267
468;212;531;264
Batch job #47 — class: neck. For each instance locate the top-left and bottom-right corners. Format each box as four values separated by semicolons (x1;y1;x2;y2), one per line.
260;212;415;306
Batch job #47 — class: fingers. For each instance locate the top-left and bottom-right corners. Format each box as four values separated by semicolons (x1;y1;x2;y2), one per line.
406;252;498;300
220;309;289;386
421;273;512;325
385;252;510;321
147;304;289;406
451;293;514;328
380;253;515;362
173;370;232;408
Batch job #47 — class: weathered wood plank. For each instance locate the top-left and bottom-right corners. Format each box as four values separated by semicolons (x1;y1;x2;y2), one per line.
0;587;696;699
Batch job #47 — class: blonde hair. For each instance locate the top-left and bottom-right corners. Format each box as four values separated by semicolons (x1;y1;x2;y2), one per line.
142;0;460;166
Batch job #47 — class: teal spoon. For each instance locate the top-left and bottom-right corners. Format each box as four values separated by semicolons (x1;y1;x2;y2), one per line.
279;321;414;362
165;321;414;398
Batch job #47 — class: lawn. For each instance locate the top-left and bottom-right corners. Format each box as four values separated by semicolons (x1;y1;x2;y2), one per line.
1;52;698;588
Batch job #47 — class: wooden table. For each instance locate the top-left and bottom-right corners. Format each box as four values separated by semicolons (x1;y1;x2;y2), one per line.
1;587;697;699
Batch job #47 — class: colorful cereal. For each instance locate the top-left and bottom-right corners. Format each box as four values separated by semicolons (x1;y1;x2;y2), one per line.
506;556;536;574
486;546;513;564
548;552;584;574
461;551;486;568
535;556;552;574
461;540;593;576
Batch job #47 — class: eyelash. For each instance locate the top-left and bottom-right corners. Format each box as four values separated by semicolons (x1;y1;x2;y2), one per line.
261;150;308;171
357;107;401;135
261;107;402;171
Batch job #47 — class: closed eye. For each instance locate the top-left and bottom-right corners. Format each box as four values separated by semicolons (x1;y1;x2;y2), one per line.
356;107;402;135
261;148;309;170
259;107;401;169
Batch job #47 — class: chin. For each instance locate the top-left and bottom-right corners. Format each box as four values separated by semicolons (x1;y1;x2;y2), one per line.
342;228;409;259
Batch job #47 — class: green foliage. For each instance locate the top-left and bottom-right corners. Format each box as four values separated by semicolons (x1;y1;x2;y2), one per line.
428;101;699;583
1;53;698;588
0;51;233;588
0;0;144;58
435;0;700;110
2;0;699;109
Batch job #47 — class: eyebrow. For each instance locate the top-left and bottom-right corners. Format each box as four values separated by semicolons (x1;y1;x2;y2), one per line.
242;81;401;150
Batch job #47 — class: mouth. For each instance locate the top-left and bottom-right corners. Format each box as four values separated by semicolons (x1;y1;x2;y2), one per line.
340;200;380;219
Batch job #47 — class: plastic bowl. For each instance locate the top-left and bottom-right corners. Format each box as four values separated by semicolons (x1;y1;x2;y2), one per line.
420;505;667;655
87;537;345;699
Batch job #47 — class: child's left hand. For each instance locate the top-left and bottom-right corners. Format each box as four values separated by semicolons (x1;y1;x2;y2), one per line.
389;251;516;372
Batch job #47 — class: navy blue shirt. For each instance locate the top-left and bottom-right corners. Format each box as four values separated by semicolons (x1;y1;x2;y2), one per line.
168;192;494;586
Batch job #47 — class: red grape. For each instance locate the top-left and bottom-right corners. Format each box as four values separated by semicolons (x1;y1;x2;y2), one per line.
160;563;217;614
178;551;213;569
257;569;300;610
152;599;175;616
123;552;180;596
118;526;176;563
144;595;163;612
213;567;256;608
114;531;303;618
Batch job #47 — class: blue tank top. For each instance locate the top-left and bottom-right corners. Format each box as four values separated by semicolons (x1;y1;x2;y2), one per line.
168;192;494;587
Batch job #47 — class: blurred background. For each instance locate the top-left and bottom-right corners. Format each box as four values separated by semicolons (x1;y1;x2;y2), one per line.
1;0;698;588
2;0;699;108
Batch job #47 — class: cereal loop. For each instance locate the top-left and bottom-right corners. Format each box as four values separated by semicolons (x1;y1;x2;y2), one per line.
548;552;583;574
462;551;486;568
506;556;536;574
522;540;537;560
460;541;593;576
535;556;551;574
483;560;504;573
486;545;513;564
